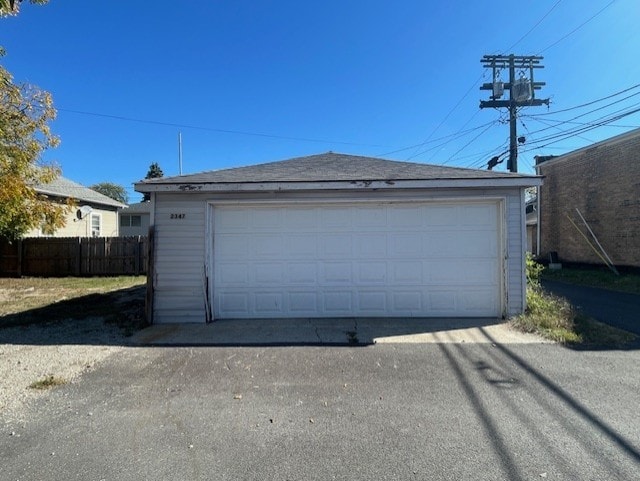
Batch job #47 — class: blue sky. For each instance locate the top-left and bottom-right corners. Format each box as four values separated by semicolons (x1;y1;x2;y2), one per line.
2;0;639;202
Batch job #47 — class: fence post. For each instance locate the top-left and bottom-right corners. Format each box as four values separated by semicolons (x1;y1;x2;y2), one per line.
75;237;81;276
134;236;140;276
17;239;23;278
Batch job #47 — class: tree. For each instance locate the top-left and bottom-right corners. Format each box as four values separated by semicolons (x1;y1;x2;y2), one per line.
90;182;128;204
142;162;163;202
0;0;48;17
0;64;68;239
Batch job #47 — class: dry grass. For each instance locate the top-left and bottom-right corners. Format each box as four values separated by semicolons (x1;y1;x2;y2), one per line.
511;286;581;343
512;285;637;347
0;276;145;316
0;276;147;334
29;375;68;390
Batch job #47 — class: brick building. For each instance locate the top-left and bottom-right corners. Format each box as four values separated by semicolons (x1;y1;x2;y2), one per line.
535;128;640;268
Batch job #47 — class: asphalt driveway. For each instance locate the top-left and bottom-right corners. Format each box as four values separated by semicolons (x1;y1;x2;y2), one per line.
2;340;639;480
542;280;640;336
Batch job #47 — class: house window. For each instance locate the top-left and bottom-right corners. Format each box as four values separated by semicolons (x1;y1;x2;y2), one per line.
91;213;101;237
120;215;142;227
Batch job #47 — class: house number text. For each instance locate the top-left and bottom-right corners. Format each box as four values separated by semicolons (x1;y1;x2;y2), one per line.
170;213;186;219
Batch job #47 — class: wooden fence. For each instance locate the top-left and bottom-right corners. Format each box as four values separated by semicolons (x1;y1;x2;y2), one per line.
0;236;148;277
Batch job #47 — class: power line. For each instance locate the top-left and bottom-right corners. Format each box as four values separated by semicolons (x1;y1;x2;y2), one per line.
376;119;498;157
441;122;497;165
526;83;640;117
57;108;391;149
538;0;617;54
523;98;640;138
405;72;488;160
505;0;564;51
401;119;501;161
519;106;640;152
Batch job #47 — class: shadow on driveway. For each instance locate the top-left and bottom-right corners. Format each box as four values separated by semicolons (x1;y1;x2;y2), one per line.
437;327;640;480
0;286;146;347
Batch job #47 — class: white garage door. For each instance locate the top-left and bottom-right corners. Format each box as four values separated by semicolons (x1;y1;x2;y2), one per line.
212;202;501;319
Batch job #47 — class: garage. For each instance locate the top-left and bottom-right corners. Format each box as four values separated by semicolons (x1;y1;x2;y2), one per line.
212;201;501;318
135;152;541;324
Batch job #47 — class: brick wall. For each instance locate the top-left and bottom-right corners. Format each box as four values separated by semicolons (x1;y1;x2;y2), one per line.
538;129;640;267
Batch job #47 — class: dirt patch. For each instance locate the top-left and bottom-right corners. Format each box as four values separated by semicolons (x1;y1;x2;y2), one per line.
0;277;147;426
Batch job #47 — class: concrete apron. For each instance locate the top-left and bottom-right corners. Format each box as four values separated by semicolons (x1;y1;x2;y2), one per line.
130;318;549;347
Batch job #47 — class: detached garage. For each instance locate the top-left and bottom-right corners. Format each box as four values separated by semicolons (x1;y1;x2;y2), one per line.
135;153;542;324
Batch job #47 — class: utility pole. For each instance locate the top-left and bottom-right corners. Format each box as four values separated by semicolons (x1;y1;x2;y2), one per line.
479;54;549;172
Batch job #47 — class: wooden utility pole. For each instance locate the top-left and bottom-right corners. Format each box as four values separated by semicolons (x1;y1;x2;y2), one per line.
479;54;550;172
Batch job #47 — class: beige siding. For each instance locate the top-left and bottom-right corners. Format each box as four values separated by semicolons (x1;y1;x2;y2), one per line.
25;206;120;238
151;188;527;323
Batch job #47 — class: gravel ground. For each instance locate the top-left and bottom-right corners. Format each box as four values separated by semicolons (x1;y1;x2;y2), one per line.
0;317;129;425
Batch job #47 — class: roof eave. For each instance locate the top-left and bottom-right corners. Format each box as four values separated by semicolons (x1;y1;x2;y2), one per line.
135;177;543;193
35;188;127;208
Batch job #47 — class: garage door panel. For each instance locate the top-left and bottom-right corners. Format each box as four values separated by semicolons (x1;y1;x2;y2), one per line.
392;291;423;311
251;207;283;229
289;291;318;313
254;262;284;283
323;291;353;312
322;262;352;283
428;291;457;311
321;207;352;227
218;263;249;285
425;205;458;226
459;204;496;226
213;202;501;318
287;234;317;256
357;262;387;283
460;290;499;313
285;207;318;228
428;260;497;283
287;262;317;284
219;292;249;314
390;206;423;228
390;233;423;257
217;234;249;256
354;206;387;228
255;292;283;314
252;234;283;257
215;208;249;230
357;291;387;312
321;234;352;257
392;261;423;283
356;233;387;257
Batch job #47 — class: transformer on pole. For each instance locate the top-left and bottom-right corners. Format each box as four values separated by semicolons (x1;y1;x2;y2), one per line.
479;54;550;172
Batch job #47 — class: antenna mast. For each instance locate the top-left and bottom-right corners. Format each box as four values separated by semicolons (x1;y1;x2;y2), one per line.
178;132;183;175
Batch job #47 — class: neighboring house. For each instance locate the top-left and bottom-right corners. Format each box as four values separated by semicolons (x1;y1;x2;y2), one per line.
536;128;640;268
119;201;151;237
26;175;127;238
135;152;541;324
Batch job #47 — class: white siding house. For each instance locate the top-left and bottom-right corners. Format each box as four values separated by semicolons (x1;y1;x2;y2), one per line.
135;153;542;324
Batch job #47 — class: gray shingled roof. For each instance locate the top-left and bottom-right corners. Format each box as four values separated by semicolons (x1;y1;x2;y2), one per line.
35;176;127;208
121;201;152;213
138;152;536;185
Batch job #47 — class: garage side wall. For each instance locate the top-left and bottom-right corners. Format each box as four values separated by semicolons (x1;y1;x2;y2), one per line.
152;195;208;323
152;188;526;323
